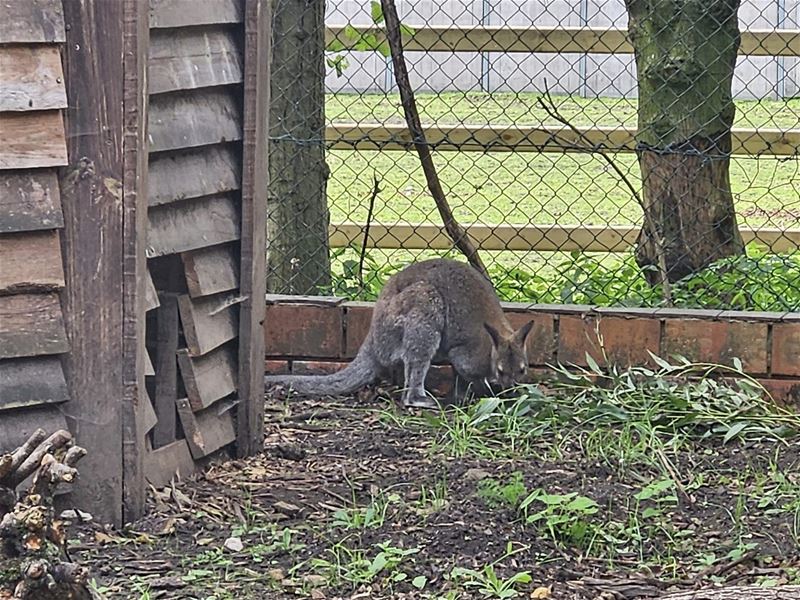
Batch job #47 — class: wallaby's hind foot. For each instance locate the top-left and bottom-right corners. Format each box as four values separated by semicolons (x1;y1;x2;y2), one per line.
402;390;439;409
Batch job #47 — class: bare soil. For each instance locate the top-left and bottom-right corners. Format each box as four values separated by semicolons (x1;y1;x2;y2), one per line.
72;392;800;600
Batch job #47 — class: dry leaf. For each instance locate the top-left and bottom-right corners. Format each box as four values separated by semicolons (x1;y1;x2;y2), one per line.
531;586;551;599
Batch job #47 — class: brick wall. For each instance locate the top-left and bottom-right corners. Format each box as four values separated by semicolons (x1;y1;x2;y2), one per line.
264;296;800;405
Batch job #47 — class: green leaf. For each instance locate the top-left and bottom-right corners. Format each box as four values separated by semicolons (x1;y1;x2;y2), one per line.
411;575;427;589
370;1;384;24
723;421;748;444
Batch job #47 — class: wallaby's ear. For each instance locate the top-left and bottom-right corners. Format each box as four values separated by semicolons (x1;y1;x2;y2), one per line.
484;323;502;348
513;320;535;345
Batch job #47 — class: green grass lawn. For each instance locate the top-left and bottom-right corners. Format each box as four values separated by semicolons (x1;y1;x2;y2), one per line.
325;92;799;231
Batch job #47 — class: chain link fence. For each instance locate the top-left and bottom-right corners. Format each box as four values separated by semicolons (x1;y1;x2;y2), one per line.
268;0;799;312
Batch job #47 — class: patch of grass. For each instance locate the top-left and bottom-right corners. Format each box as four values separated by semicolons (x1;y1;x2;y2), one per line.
520;490;601;551
477;471;528;510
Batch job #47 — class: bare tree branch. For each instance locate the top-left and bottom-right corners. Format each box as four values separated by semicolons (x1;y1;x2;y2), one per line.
380;0;489;279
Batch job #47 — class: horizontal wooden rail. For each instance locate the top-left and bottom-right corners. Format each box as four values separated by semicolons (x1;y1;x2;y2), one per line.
326;26;800;57
327;123;800;156
329;222;800;253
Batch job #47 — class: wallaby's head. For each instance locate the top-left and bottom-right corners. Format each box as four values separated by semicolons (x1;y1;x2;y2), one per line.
483;320;535;392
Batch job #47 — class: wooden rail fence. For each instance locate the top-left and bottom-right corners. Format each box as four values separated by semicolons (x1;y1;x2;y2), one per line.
326;26;800;57
328;223;800;253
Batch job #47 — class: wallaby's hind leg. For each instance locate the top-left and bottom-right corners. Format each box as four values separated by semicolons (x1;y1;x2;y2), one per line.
400;324;440;408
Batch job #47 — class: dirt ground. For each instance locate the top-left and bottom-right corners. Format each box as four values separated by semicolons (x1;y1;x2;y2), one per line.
73;389;800;600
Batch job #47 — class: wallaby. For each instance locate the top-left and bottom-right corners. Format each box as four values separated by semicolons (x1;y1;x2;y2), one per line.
264;258;535;408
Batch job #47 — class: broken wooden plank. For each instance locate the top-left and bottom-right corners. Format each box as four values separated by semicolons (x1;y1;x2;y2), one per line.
0;0;66;43
177;345;237;411
143;438;195;488
0;229;65;294
177;292;239;356
0;293;68;359
176;397;236;459
149;27;244;95
182;243;239;297
0;46;67;112
0;356;68;411
144;266;159;311
152;293;180;448
0;169;63;233
0;111;68;170
146;193;241;258
143;389;158;434
148;88;242;153
0;404;68;454
149;0;244;28
148;144;240;206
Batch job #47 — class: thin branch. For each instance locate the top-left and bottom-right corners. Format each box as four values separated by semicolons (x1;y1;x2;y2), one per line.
380;0;489;280
537;85;672;304
358;175;381;290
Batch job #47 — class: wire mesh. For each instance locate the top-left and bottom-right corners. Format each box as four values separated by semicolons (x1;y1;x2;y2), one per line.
267;0;800;312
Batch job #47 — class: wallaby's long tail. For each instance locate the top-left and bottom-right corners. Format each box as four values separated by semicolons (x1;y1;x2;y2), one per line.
264;350;377;397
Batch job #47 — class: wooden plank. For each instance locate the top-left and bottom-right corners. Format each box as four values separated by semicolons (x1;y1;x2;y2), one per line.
145;347;155;376
0;111;68;170
176;397;236;459
0;404;68;455
329;222;800;254
0;46;68;112
325;26;800;57
177;345;237;411
0;229;65;294
0;170;63;233
146;193;241;257
148;88;242;153
142;439;195;488
0;356;68;411
177;292;239;356
152;293;179;448
149;27;244;95
149;0;244;29
0;0;66;44
143;389;157;434
144;266;159;311
59;0;142;526
120;0;150;522
236;0;270;457
148;144;240;206
182;243;239;297
0;293;68;359
327;123;800;157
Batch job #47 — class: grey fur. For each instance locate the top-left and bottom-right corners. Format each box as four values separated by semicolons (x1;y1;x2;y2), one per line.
264;258;535;407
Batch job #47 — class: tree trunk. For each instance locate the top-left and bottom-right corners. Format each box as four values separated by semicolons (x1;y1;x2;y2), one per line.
626;0;745;284
267;0;331;294
660;585;800;600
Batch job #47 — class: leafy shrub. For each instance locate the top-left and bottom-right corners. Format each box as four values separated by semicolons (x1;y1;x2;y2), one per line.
326;245;799;312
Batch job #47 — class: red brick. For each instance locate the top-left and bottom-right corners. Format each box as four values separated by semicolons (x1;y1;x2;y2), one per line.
558;315;659;367
663;320;768;373
757;379;800;410
344;302;373;358
772;323;800;376
264;360;290;375
291;360;347;375
264;304;343;358
505;311;556;365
